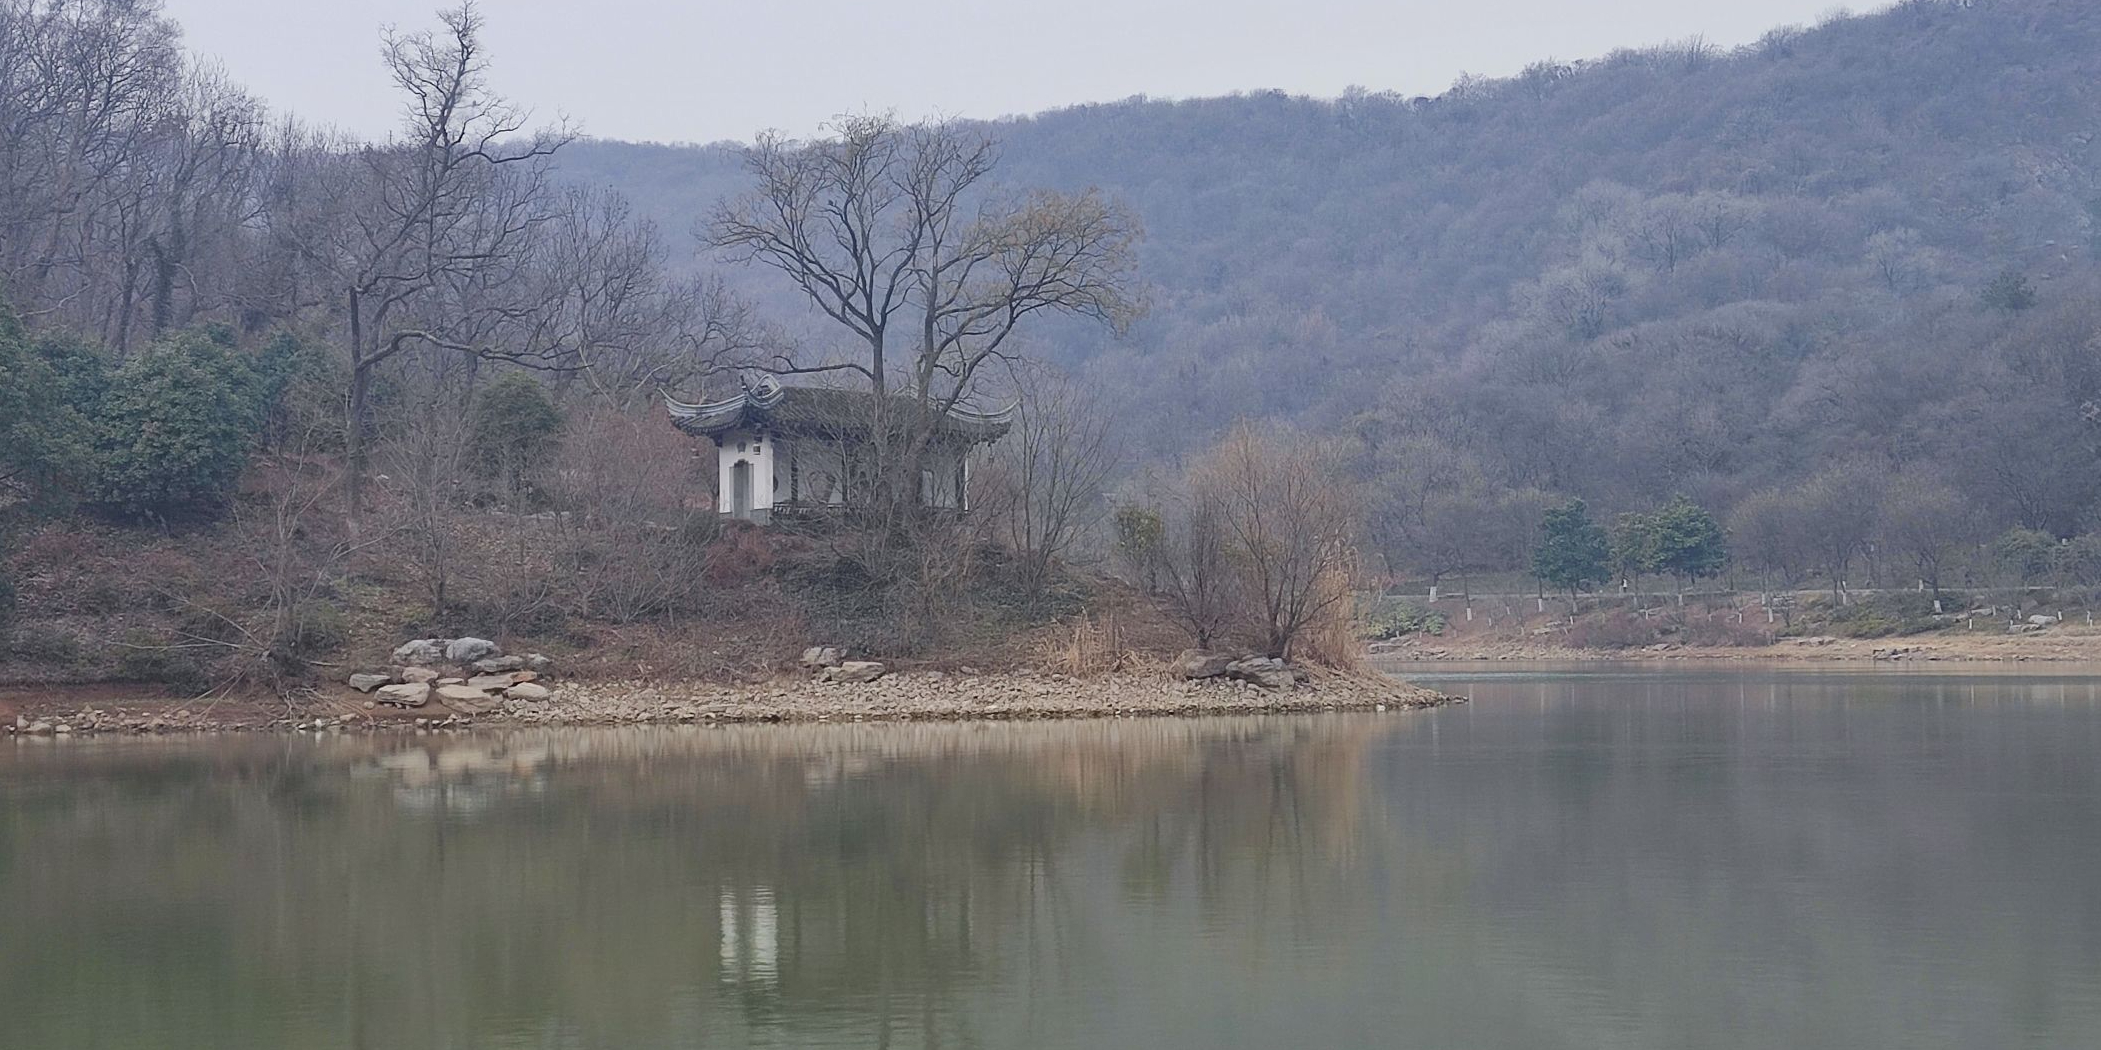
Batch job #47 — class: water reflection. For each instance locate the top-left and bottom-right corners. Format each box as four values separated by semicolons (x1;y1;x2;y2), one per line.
0;718;1403;1049
4;674;2101;1050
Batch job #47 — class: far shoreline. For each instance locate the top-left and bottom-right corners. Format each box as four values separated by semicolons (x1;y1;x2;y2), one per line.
1374;627;2101;666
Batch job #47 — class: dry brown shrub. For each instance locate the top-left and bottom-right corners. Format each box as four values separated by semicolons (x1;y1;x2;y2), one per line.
1031;611;1142;676
701;526;780;588
549;405;721;623
1679;610;1776;647
1567;609;1659;649
1293;564;1367;672
1194;423;1362;660
11;529;95;574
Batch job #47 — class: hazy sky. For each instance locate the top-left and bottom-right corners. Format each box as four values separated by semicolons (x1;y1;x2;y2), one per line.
161;0;1874;144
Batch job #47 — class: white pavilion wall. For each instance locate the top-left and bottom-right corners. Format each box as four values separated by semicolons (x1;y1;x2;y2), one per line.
716;428;777;517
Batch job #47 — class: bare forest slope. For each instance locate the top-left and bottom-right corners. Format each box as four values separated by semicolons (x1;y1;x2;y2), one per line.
561;0;2101;554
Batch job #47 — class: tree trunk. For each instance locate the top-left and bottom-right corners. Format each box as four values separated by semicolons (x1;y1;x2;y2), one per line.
114;255;139;359
345;288;369;537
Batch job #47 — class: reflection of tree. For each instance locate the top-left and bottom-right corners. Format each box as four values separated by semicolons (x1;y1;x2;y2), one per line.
0;717;1402;1049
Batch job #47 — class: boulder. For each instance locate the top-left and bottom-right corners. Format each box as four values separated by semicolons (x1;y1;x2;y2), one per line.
2027;614;2058;627
1226;656;1299;690
504;682;552;701
445;637;500;664
1243;669;1300;690
392;639;445;665
525;653;554;673
375;683;431;708
26;721;53;735
435;684;490;705
800;646;844;669
440;690;503;715
399;667;440;684
1174;650;1233;680
466;674;519;692
436;677;465;686
473;654;529;673
821;660;887;683
348;673;393;694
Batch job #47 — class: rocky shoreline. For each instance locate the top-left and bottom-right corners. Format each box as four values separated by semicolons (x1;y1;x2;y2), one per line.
4;668;1459;738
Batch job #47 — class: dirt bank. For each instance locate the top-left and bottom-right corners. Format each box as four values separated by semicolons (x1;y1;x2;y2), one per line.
2;669;1458;737
1377;626;2101;664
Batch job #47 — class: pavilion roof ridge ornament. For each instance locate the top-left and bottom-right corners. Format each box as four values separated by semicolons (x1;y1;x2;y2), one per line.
741;371;785;405
661;371;787;425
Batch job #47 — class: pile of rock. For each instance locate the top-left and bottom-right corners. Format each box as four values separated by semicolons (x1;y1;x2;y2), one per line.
800;646;889;684
1172;650;1310;690
348;637;556;713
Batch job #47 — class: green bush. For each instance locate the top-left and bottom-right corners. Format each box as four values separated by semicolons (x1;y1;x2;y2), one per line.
92;326;270;521
468;374;564;500
0;302;100;509
1359;597;1448;640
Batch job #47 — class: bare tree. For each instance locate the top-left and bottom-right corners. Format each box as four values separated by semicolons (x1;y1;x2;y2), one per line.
136;61;265;345
709;114;1143;513
331;3;570;524
384;389;472;613
1733;463;1885;602
984;364;1120;595
1199;424;1362;659
1877;470;1982;599
0;0;184;337
1156;485;1238;651
528;186;766;402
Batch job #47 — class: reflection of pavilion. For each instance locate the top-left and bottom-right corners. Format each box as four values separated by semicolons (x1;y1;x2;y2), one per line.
719;886;779;987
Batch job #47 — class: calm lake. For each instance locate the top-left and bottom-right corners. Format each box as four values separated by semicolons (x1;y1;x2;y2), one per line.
4;665;2101;1049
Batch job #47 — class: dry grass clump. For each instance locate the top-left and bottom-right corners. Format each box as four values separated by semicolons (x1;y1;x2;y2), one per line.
1292;565;1367;672
1031;611;1148;676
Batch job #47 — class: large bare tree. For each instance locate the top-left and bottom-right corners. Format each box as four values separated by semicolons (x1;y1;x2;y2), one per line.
331;2;568;521
709;114;1143;510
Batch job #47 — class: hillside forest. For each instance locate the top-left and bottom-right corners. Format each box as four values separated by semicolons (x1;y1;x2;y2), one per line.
562;0;2101;596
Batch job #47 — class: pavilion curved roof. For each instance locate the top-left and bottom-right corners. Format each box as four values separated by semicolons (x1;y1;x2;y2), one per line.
665;379;1017;444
